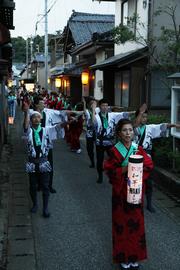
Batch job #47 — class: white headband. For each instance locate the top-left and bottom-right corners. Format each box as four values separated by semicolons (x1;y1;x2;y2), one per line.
30;111;42;118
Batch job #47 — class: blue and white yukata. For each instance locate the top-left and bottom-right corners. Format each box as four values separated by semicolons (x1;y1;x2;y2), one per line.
23;120;65;213
94;111;129;181
30;108;67;190
133;123;169;209
84;107;100;167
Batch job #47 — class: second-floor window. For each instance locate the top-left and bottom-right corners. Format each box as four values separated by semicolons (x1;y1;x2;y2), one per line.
121;0;128;26
121;0;137;34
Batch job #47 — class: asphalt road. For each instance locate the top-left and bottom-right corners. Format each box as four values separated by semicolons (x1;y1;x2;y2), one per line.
31;137;180;270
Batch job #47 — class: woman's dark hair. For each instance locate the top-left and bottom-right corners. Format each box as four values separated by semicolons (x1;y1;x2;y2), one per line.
75;102;84;111
33;95;43;105
116;118;133;134
99;98;109;106
135;108;148;118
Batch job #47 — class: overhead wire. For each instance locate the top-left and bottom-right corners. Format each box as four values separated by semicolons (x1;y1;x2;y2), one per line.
35;0;59;35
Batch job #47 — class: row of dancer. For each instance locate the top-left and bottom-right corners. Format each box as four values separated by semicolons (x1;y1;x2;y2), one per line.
22;93;83;217
23;92;179;215
83;98;179;269
21;92;179;270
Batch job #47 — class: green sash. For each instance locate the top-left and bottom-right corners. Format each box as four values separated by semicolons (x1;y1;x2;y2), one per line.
101;113;108;129
32;124;42;146
115;141;138;167
139;125;146;137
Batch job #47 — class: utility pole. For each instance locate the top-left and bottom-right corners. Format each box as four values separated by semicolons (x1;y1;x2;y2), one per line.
44;0;48;90
30;36;33;62
26;38;29;79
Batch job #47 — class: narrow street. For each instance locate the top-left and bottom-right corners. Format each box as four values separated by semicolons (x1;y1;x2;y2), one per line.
5;110;180;270
1;1;180;270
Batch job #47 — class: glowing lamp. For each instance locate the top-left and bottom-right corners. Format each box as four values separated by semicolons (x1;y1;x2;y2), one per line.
55;78;61;88
81;71;89;85
48;78;50;84
64;80;67;88
21;80;24;85
8;80;13;88
127;155;143;205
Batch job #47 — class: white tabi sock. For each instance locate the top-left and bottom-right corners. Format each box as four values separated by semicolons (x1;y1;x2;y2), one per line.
130;262;139;267
121;263;131;269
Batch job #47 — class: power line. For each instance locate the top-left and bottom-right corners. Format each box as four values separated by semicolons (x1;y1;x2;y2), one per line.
35;0;59;35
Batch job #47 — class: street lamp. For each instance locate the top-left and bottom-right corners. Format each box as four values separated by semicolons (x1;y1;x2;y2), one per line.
81;71;89;96
21;80;24;86
55;77;61;88
8;80;13;88
81;71;89;85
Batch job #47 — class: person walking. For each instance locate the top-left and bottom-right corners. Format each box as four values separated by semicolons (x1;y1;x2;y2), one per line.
104;118;153;270
7;91;17;123
23;102;66;217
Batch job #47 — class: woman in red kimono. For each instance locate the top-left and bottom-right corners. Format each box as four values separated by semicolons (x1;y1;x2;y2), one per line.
104;119;153;270
68;113;84;153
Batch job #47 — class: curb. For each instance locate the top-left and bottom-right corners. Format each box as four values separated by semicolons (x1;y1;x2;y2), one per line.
0;144;11;269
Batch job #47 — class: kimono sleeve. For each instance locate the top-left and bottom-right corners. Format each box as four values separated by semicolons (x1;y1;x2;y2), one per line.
46;125;65;141
22;126;31;141
45;108;67;125
110;112;129;124
148;123;168;139
104;147;125;193
138;146;154;180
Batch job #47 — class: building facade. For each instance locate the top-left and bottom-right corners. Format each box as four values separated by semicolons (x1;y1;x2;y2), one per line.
0;0;15;149
92;0;180;111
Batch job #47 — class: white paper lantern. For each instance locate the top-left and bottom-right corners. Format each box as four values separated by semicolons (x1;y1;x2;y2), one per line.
127;155;143;204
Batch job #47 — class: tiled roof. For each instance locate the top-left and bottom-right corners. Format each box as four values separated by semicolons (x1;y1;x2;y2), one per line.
91;47;148;69
68;11;114;46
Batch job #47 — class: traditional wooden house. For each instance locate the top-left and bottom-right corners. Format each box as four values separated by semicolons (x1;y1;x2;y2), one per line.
92;0;180;111
0;0;15;148
50;11;115;105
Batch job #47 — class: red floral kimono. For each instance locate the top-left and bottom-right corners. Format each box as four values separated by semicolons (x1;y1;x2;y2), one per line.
104;145;153;264
69;115;83;151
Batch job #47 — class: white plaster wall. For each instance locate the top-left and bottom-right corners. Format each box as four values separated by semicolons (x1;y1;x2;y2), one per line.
65;54;72;64
56;57;64;66
37;65;50;89
94;50;106;100
115;0;149;55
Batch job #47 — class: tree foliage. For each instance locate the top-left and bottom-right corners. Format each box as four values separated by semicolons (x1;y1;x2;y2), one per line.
113;3;180;74
11;35;52;63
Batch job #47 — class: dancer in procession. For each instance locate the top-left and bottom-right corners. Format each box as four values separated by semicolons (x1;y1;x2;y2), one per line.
22;102;67;218
134;104;180;212
33;96;67;193
67;102;84;154
83;97;98;168
104;118;153;270
93;98;135;183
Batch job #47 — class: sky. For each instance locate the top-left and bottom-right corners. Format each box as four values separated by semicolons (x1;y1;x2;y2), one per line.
11;0;115;38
